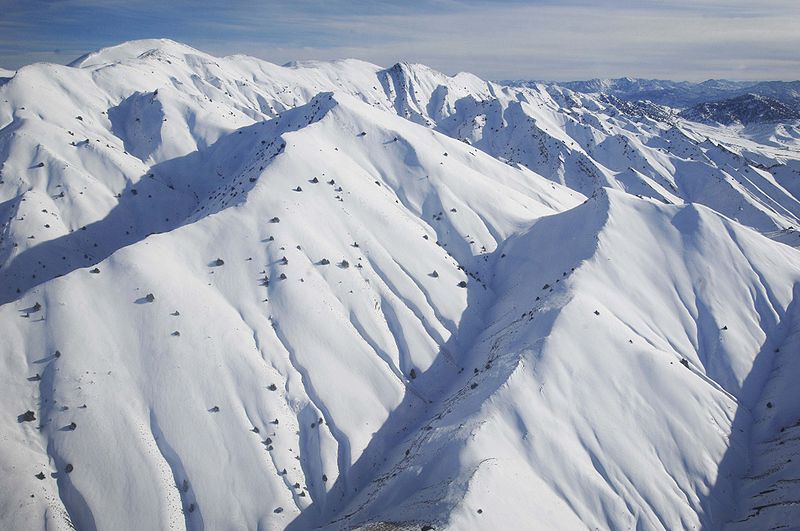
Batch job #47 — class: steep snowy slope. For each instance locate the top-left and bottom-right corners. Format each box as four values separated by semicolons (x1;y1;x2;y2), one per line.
0;90;579;530
727;290;800;530
373;63;800;237
2;39;800;531
298;190;800;530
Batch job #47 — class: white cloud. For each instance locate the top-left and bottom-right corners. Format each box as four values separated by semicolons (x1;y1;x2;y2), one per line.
186;1;800;80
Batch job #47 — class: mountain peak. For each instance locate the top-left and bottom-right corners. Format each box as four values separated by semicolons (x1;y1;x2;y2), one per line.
68;38;208;68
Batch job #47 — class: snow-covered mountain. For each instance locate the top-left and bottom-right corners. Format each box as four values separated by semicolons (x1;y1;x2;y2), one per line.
680;93;800;126
2;39;800;530
508;77;800;111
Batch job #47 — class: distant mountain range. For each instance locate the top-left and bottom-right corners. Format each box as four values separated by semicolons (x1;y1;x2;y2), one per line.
680;93;800;125
508;77;800;107
506;77;800;125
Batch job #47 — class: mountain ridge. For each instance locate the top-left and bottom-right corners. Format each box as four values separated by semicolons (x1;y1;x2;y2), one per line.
505;77;800;111
680;93;800;125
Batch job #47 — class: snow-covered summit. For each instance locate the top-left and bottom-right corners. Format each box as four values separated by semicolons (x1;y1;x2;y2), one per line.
67;38;205;68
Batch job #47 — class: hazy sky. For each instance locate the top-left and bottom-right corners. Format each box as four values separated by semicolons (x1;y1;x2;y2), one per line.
1;0;798;81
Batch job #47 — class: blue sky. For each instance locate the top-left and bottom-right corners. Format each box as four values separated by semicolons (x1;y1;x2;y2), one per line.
1;0;798;81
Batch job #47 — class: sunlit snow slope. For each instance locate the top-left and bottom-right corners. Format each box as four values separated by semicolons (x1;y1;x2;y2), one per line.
1;40;800;531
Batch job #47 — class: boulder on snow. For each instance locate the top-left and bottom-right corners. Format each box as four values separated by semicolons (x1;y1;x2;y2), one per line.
18;410;36;422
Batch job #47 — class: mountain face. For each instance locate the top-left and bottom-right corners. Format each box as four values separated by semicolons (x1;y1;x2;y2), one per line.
1;39;800;531
680;93;800;125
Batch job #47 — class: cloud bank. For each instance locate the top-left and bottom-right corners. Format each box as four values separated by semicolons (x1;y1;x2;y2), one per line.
1;0;797;81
